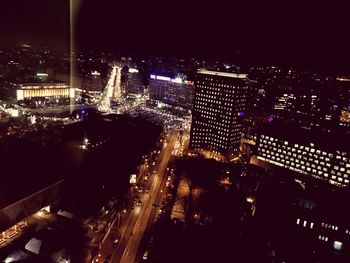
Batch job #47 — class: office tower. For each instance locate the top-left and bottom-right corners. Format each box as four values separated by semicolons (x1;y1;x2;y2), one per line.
189;69;248;160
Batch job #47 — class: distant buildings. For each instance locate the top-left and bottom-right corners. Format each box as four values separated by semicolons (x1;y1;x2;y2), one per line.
148;73;194;109
122;68;145;97
189;69;248;160
80;71;104;93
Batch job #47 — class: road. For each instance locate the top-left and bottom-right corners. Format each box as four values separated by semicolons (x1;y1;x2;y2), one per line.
110;129;177;263
98;65;122;113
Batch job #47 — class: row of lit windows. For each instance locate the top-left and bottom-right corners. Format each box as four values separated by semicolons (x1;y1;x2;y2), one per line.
258;135;350;187
296;218;314;229
259;146;332;165
196;105;233;112
322;223;338;230
198;81;238;88
296;219;347;234
259;156;349;185
319;235;328;242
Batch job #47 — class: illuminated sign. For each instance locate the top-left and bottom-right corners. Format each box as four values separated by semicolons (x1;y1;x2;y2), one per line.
91;71;101;76
170;77;183;84
156;76;171;81
128;68;139;73
36;73;48;77
150;74;188;84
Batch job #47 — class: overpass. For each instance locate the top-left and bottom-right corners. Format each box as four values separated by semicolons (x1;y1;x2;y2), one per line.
0;179;64;233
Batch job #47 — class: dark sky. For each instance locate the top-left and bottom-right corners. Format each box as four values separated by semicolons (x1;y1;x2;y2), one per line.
1;0;349;72
0;0;70;52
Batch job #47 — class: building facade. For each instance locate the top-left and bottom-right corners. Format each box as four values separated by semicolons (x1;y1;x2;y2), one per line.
16;83;74;101
149;74;194;109
189;69;248;160
254;124;350;188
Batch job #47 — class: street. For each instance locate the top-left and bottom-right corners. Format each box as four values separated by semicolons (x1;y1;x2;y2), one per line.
93;129;178;263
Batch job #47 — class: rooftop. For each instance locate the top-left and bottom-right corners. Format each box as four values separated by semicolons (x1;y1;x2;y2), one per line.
198;69;247;79
258;121;350;153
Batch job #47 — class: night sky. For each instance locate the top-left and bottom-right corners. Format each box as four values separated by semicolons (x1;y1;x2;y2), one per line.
1;0;349;72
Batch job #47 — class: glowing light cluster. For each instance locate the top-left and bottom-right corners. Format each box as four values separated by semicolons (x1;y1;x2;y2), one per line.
98;65;122;112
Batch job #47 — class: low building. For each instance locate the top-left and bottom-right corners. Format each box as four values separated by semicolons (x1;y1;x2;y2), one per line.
149;73;194;109
253;122;350;188
16;83;74;101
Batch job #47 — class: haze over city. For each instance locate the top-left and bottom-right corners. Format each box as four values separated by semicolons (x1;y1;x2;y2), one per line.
0;1;350;263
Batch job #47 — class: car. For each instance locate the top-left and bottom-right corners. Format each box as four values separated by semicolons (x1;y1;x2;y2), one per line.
113;238;120;248
92;253;102;263
137;200;142;206
142;250;149;260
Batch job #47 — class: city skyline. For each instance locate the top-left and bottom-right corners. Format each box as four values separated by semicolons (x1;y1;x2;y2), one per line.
1;0;349;72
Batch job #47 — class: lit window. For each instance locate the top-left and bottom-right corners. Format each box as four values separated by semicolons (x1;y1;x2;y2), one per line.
334;241;342;251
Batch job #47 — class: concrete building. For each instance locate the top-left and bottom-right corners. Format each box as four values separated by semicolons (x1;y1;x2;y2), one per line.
189;69;248;160
16;83;74;101
253;123;350;188
149;73;194;109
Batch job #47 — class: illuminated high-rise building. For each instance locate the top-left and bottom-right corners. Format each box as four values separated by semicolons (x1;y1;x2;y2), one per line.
189;69;248;160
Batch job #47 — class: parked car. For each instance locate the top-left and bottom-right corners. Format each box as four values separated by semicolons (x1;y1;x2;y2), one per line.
143;250;149;260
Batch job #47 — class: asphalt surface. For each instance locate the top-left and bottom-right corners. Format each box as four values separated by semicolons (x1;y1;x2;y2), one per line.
109;130;177;263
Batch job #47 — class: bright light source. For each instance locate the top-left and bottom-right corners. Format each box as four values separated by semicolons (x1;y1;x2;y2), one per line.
128;68;139;73
156;75;171;81
130;174;137;184
246;197;254;203
91;70;101;76
170;77;183;83
4;257;15;263
69;88;75;98
36;73;48;77
334;241;343;251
